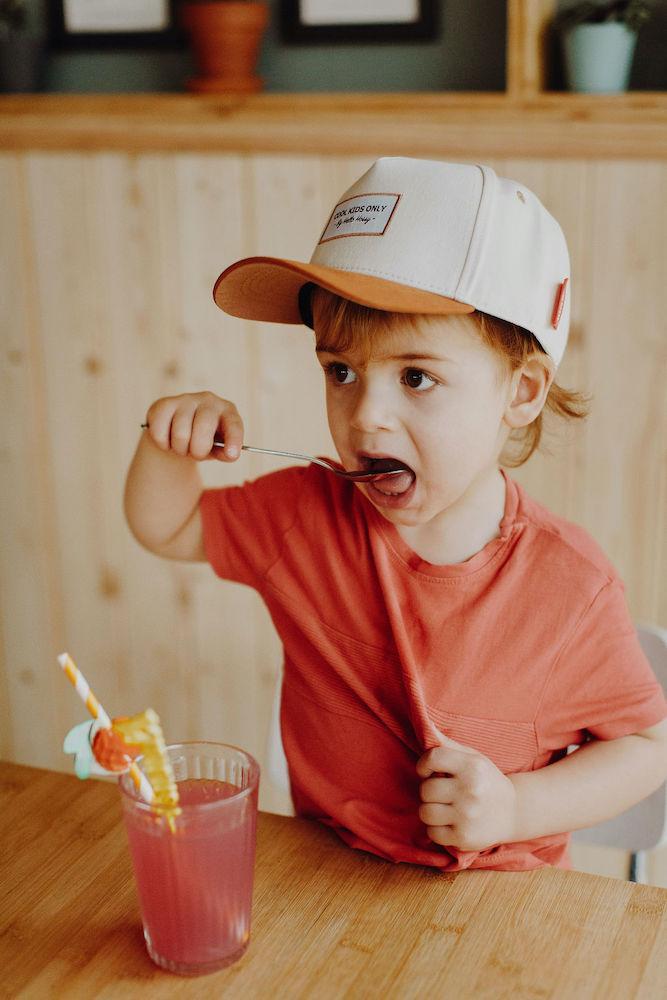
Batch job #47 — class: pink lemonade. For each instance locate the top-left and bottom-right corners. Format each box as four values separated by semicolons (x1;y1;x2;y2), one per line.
122;776;258;974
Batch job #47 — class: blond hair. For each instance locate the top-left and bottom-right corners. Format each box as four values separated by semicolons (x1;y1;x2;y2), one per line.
311;288;589;468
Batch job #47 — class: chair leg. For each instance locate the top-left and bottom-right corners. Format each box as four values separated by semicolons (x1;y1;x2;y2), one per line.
628;850;648;883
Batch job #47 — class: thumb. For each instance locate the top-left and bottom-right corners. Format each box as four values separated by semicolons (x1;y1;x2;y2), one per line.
416;728;476;778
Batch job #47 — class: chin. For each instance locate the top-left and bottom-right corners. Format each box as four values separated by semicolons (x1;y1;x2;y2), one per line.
366;497;427;527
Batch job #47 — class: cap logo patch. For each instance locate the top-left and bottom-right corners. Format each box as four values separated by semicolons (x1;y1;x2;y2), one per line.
551;277;569;330
319;192;400;243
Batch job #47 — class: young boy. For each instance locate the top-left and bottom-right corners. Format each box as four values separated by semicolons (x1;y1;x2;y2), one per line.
125;157;667;872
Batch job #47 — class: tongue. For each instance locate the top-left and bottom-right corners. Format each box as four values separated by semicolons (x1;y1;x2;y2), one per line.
372;469;415;495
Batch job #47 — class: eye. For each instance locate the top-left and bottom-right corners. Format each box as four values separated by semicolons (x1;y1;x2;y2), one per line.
402;368;438;391
324;362;357;385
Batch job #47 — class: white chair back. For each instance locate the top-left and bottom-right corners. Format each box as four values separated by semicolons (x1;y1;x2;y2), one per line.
572;623;667;852
265;668;293;808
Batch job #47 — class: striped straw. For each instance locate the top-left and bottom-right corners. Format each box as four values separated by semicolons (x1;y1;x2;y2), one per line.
58;652;154;803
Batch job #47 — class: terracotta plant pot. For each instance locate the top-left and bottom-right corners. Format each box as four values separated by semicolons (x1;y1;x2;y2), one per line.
182;1;268;93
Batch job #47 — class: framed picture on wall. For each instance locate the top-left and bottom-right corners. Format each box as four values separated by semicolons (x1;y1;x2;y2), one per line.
49;0;185;49
280;1;439;43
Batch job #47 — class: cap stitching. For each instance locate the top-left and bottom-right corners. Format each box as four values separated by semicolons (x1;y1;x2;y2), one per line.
453;164;488;299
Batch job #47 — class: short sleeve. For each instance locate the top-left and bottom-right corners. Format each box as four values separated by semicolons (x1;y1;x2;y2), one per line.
537;580;667;749
199;465;308;588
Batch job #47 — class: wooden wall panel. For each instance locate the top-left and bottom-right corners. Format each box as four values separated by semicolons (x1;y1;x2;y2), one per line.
580;162;666;622
1;151;665;849
496;159;590;523
169;154;272;763
0;155;65;766
491;160;666;626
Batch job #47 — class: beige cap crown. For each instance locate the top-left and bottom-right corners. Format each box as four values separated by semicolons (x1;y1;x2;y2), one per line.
214;157;571;365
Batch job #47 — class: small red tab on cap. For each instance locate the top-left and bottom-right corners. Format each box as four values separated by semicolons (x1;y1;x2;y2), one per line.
551;278;569;330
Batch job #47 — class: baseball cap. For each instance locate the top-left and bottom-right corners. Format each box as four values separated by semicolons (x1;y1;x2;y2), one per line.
213;157;571;365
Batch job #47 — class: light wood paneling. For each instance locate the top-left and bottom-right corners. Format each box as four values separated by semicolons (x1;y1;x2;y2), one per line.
502;160;667;625
581;162;666;620
1;151;665;865
0;157;66;766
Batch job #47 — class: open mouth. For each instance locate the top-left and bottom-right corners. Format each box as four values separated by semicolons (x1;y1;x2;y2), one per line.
360;455;416;496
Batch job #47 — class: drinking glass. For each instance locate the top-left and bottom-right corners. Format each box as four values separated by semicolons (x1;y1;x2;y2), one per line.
120;741;260;975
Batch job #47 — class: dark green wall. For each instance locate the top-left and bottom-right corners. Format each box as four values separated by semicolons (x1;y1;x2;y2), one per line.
31;1;507;93
13;1;667;93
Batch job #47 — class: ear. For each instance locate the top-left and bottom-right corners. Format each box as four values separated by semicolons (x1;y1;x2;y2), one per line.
503;354;555;430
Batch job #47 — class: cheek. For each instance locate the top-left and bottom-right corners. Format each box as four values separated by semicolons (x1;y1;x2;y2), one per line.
419;396;504;468
467;400;506;445
325;391;347;443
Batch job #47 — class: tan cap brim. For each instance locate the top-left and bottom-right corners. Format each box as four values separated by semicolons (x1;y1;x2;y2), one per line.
213;256;475;324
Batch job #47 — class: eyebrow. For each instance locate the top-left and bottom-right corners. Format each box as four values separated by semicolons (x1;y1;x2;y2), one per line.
381;353;457;364
316;346;457;365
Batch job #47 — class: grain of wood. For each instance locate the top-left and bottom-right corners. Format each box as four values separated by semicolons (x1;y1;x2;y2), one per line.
507;0;557;99
2;762;667;999
1;94;667;158
0;155;66;765
571;162;666;622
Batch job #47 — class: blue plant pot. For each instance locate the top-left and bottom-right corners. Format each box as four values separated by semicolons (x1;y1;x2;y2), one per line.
562;22;638;93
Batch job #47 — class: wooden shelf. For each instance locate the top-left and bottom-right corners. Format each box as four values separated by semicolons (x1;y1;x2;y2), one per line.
0;92;666;158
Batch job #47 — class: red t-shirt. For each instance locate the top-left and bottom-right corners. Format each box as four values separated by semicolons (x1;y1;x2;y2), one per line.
200;465;667;871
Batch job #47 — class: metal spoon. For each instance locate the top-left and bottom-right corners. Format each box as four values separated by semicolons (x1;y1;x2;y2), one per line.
211;441;410;482
140;425;408;482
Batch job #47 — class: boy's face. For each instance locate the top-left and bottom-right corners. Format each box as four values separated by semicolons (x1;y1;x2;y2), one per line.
316;314;514;531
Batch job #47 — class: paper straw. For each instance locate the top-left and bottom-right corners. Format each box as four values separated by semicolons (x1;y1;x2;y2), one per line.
58;652;154;803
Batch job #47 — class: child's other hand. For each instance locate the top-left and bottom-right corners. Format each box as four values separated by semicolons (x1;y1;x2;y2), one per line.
144;392;244;462
416;733;517;852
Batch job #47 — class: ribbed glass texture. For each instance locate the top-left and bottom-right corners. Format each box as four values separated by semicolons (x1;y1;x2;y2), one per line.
120;741;260;976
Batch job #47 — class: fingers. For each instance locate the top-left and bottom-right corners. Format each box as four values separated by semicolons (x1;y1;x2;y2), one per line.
419;802;456;826
144;393;244;463
416;738;511;852
419;776;457;831
145;398;176;452
416;746;466;779
416;753;486;851
190;402;222;459
419;775;457;803
170;398;198;456
215;405;244;461
425;824;457;848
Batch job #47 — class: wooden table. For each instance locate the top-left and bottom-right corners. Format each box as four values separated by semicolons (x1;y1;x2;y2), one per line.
2;762;667;998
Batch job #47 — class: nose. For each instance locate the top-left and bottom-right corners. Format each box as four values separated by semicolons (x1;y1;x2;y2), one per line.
349;383;396;434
